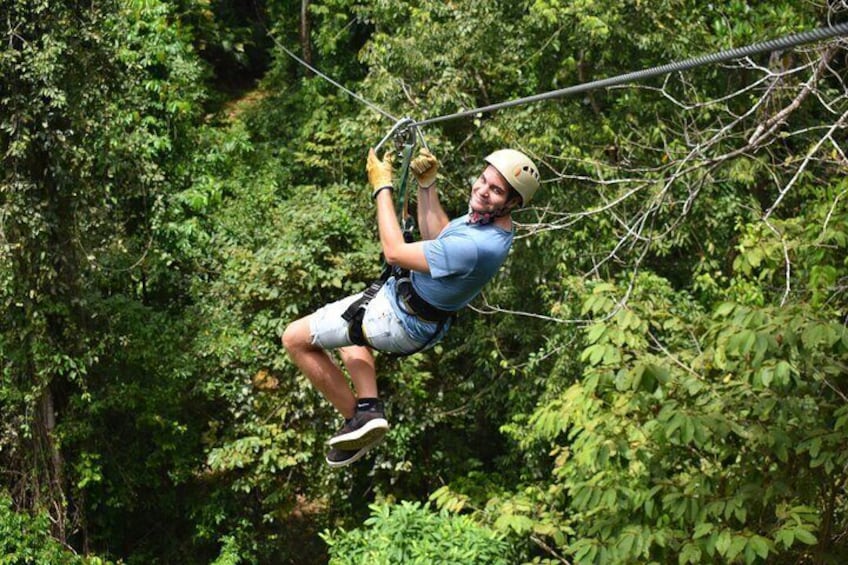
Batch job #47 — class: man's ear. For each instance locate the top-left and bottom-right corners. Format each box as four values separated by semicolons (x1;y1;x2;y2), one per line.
506;194;523;211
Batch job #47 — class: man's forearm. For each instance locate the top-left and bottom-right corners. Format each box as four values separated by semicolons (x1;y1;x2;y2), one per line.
416;185;449;240
374;189;431;273
375;189;405;257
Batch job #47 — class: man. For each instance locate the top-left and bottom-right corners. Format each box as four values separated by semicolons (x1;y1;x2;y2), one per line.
282;146;540;467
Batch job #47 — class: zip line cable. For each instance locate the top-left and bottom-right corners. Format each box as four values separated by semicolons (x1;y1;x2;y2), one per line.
412;22;848;127
252;0;399;122
266;30;400;123
267;21;848;137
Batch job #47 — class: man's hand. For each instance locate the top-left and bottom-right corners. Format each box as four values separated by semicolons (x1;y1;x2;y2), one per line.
410;148;439;189
367;148;393;198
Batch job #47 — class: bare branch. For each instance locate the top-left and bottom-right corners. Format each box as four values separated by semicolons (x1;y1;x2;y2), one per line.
748;47;837;146
764;107;848;220
497;38;847;323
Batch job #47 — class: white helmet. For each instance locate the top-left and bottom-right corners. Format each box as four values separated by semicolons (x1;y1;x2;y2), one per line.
484;149;540;206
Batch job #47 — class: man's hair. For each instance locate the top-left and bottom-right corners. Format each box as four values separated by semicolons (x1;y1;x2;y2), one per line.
508;187;523;208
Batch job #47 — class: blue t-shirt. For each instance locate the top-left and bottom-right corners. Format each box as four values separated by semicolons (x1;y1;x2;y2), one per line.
387;215;513;344
414;215;514;310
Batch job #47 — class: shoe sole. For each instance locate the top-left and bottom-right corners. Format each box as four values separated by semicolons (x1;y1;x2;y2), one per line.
327;418;389;450
325;443;375;468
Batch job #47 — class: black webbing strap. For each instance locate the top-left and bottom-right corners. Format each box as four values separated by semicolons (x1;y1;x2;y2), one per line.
341;264;392;346
396;278;454;322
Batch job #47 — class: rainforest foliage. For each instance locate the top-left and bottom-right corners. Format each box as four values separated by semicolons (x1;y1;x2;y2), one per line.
2;0;848;563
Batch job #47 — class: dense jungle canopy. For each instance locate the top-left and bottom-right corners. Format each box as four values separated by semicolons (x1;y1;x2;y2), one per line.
2;0;848;563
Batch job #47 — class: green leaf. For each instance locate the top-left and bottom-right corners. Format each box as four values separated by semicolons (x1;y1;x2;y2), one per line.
716;530;732;555
679;543;701;564
693;522;713;539
748;535;770;559
727;535;747;561
586;323;607;344
794;528;817;545
776;528;794;548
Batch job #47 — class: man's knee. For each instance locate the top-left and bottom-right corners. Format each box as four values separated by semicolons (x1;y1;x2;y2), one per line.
282;317;310;353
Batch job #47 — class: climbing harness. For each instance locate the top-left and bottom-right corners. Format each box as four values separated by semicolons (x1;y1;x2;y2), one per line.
341;118;416;348
341;118;454;354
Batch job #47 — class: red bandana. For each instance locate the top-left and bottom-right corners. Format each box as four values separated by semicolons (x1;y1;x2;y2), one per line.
467;210;495;225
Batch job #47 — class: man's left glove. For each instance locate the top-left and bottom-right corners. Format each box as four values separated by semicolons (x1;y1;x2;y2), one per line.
367;148;394;199
410;148;439;189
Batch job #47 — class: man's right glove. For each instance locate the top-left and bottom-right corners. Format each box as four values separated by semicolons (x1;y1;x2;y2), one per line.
410;148;439;189
367;148;394;199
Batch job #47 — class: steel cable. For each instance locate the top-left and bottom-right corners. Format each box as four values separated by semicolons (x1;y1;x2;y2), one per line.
267;31;400;123
412;22;848;128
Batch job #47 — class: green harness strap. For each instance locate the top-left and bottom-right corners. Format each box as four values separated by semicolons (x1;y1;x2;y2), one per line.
394;139;416;242
375;116;418;239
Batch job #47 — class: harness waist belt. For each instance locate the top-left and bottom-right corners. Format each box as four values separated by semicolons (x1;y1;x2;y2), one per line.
397;279;454;322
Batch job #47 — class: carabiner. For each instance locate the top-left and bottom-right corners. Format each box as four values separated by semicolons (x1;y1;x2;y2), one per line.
374;117;414;154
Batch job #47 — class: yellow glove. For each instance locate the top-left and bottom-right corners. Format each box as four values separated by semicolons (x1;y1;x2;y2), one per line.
367;148;394;199
410;148;439;188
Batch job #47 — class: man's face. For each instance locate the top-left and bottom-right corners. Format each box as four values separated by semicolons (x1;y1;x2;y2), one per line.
469;165;513;214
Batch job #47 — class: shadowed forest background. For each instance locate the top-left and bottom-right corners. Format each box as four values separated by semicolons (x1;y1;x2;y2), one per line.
2;0;848;563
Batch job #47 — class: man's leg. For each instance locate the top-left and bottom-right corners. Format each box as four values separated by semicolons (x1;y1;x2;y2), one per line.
327;345;388;450
282;316;356;419
282;316;388;467
338;345;377;399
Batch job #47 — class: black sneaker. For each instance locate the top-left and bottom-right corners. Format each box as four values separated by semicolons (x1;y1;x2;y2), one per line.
327;403;389;451
325;444;374;468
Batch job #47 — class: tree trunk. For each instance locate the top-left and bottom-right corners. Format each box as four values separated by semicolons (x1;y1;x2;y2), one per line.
300;0;313;76
38;386;67;543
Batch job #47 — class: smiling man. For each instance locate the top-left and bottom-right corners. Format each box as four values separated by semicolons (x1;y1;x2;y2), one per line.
282;147;540;467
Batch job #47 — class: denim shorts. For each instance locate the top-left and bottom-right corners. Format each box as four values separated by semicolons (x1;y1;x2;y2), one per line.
309;283;427;354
